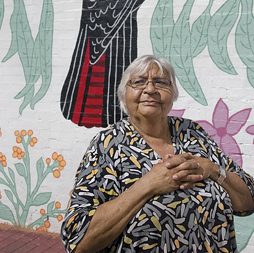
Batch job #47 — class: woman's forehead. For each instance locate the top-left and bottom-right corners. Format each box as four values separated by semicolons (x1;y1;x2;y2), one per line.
131;62;168;78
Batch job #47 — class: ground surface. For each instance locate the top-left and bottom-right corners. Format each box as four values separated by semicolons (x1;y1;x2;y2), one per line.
0;223;65;253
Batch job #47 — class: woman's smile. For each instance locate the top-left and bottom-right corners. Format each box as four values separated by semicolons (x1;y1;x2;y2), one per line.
139;99;160;105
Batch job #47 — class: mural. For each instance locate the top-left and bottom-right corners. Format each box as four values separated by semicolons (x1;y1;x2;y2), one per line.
0;129;66;230
1;0;54;114
59;0;254;129
247;125;254;144
60;0;145;128
0;0;254;251
151;0;254;105
197;98;251;167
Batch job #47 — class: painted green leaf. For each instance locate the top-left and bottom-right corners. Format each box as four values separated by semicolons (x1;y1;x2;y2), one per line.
11;0;54;112
36;157;44;180
169;0;207;105
235;0;254;88
18;86;34;115
36;219;45;227
14;163;26;178
8;167;16;184
32;192;52;206
150;0;174;58
0;0;4;30
14;38;41;99
5;189;14;203
247;68;254;88
235;213;254;252
0;177;7;185
16;0;34;82
0;201;16;224
2;0;19;62
190;0;213;58
31;0;54;109
28;39;41;85
47;201;55;213
207;0;240;75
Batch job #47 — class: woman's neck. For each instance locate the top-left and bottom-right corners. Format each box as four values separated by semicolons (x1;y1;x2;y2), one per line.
128;116;174;158
128;116;171;143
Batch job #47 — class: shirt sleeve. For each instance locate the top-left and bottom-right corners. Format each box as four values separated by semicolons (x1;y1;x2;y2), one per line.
194;121;254;216
60;131;121;253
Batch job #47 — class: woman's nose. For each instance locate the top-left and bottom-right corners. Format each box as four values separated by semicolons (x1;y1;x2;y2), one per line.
144;80;157;93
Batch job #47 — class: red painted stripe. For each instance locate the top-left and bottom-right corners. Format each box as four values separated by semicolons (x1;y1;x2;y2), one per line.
85;97;103;105
81;117;102;125
89;82;104;87
82;113;102;118
80;122;102;128
72;39;90;125
88;86;104;94
83;108;103;114
85;104;103;109
87;94;103;99
82;53;106;127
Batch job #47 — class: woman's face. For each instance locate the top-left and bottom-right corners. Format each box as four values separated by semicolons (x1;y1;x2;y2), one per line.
125;64;174;121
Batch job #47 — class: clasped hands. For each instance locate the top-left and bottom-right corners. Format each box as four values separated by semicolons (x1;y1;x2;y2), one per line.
146;153;213;195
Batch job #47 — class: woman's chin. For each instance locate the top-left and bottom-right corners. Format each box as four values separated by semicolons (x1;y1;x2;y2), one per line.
139;108;163;119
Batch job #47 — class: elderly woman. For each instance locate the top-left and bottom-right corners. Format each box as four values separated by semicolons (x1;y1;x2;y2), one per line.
61;55;254;253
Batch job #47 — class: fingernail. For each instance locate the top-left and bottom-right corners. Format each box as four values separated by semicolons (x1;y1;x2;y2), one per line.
172;174;177;180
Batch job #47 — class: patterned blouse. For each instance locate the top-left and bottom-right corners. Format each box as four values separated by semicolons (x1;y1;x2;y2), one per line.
61;117;254;253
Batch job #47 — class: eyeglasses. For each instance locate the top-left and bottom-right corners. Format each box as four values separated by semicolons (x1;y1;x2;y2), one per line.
127;78;172;90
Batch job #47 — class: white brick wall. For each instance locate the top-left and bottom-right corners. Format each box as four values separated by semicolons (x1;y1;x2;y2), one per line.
0;0;253;251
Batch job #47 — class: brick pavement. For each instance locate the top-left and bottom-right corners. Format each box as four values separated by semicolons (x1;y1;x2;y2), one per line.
0;224;65;253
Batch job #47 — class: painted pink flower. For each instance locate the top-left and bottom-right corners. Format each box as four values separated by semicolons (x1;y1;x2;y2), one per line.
197;99;251;167
246;125;254;144
168;109;185;117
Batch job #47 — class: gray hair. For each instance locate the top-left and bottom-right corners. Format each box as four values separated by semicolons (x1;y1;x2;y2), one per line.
117;55;179;114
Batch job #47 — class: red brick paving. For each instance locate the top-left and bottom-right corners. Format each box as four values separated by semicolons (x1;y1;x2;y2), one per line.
0;224;65;253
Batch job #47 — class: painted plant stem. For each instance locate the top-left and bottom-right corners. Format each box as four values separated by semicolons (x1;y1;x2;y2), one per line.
0;130;66;229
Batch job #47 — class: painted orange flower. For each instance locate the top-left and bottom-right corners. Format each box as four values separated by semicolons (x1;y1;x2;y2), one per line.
52;152;58;160
14;130;19;136
55;201;61;209
28;130;33;136
12;146;25;160
0;153;7;167
16;136;22;144
57;214;63;222
57;155;63;162
21;130;27;136
37;226;47;232
44;220;51;228
53;169;61;178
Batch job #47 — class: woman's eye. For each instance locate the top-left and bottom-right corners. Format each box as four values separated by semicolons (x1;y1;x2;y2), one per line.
155;79;167;85
134;79;146;85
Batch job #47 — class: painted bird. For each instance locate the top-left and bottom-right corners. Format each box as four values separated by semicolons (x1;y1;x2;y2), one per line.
60;0;145;128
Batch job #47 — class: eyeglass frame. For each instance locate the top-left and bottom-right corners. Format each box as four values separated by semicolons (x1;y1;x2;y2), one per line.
126;77;172;90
